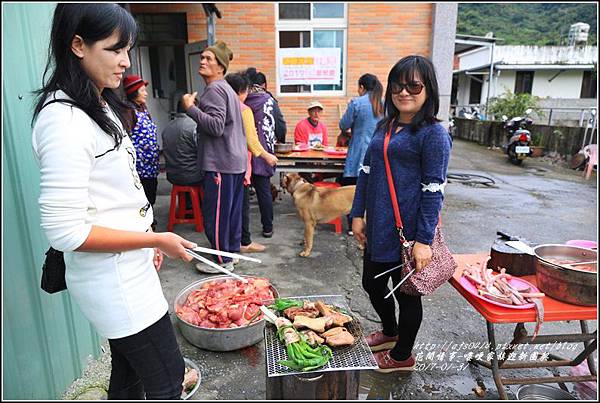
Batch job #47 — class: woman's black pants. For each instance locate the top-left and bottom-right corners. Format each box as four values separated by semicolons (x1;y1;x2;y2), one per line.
336;176;357;228
107;312;184;400
362;252;423;361
250;174;273;233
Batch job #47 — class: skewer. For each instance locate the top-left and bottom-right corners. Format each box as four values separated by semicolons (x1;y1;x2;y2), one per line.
374;262;406;279
384;269;416;299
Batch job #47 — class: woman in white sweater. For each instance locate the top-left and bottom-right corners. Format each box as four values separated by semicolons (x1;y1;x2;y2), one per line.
31;4;197;400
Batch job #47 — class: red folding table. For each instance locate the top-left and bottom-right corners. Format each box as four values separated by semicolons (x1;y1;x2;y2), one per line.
450;253;597;399
275;148;347;174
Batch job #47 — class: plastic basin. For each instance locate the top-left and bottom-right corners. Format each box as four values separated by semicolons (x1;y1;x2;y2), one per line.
565;239;597;250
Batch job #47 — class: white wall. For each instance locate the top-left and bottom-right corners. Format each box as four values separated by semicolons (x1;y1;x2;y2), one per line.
139;46;171;149
458;46;491;71
456;74;471;105
493;71;516;98
531;70;583;99
494;45;597;65
489;69;584;99
459;45;597;71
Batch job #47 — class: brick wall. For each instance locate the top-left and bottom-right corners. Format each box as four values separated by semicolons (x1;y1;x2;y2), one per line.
129;2;433;144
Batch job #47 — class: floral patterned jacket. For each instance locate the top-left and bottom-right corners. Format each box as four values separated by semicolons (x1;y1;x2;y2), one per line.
130;108;159;179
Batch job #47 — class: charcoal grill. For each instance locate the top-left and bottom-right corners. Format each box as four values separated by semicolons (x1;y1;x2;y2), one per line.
264;294;378;377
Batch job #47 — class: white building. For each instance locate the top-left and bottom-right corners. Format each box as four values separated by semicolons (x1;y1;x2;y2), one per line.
452;34;597;125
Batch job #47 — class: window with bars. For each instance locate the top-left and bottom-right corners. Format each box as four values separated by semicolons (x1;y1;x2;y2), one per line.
514;71;534;94
135;13;187;45
580;70;597;99
276;3;347;96
133;13;188;99
468;77;483;104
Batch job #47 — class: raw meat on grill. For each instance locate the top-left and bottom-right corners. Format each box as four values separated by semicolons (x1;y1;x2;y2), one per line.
314;300;353;327
283;301;320;320
292;315;333;333
320;326;355;347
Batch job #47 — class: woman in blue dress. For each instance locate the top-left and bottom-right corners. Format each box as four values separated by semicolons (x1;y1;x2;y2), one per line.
350;56;452;372
338;73;383;234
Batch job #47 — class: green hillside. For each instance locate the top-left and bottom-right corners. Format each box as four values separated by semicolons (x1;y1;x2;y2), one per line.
458;3;597;46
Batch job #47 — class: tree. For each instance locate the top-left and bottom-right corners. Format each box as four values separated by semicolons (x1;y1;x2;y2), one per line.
486;90;544;121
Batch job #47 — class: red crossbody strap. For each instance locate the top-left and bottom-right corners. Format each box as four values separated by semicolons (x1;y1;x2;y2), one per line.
383;124;404;231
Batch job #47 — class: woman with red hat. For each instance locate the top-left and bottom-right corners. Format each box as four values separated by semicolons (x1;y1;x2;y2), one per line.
124;74;160;228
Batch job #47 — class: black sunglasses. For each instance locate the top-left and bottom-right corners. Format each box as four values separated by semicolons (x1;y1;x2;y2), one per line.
390;82;424;95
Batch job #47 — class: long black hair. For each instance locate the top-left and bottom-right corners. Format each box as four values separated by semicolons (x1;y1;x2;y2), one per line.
377;55;441;132
31;4;138;148
358;73;383;117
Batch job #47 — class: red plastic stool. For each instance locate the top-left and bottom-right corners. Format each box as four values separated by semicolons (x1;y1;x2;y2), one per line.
313;181;343;234
167;185;204;233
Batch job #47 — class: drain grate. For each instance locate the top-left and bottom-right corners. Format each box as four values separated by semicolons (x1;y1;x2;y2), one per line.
264;294;378;377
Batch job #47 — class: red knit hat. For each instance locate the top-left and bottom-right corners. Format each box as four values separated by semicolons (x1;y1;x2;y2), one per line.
123;75;149;95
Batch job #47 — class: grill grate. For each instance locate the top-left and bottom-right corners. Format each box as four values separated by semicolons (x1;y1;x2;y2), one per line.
264;294;378;377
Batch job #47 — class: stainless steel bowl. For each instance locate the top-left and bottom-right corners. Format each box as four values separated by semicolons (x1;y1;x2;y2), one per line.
181;357;201;400
274;143;293;154
174;276;278;351
533;244;597;306
516;384;576;400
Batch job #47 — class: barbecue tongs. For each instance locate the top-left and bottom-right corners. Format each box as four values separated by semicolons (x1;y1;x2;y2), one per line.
184;246;262;283
371;262;416;299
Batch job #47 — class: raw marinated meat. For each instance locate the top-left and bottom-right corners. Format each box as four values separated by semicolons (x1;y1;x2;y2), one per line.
176;277;275;329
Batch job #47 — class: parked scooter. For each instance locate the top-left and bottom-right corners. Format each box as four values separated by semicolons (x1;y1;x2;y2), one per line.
502;108;533;165
459;106;482;120
448;116;455;139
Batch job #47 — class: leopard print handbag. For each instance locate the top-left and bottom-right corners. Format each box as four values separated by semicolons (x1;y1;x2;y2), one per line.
399;227;457;296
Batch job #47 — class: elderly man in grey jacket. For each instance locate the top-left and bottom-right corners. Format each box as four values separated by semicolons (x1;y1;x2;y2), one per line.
161;96;203;213
182;41;247;273
162;97;203;187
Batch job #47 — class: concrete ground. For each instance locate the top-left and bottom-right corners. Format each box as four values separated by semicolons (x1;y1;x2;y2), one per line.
62;138;597;400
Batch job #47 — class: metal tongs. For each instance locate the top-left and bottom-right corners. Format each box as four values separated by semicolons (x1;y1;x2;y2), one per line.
193;245;261;263
185;246;262;283
384;268;416;299
374;262;407;279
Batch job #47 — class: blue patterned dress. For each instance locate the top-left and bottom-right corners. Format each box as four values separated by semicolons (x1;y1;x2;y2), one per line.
130;108;159;179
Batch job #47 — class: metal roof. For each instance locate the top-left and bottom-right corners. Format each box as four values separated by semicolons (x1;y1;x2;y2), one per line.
455;33;502;54
453;63;596;74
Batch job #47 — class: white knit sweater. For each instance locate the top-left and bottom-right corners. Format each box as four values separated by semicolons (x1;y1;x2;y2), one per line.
32;91;168;339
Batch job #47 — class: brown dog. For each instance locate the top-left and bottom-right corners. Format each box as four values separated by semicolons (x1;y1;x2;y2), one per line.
281;173;356;257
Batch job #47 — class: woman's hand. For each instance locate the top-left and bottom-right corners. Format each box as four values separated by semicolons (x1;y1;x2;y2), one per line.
155;232;197;262
352;217;366;248
153;248;164;272
412;241;432;272
261;152;278;167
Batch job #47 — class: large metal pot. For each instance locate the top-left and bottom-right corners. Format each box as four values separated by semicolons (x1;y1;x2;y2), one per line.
533;244;597;306
174;276;278;351
516;384;576;400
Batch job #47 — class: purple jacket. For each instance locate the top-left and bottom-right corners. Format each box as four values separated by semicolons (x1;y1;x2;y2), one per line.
244;91;276;177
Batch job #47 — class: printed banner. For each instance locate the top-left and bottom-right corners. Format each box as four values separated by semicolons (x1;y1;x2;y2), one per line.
278;48;341;85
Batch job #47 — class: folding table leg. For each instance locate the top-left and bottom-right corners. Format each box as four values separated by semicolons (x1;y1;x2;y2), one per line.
486;321;509;400
581;320;597;376
497;323;527;367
